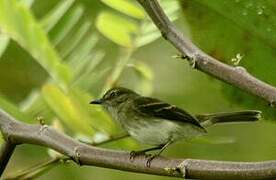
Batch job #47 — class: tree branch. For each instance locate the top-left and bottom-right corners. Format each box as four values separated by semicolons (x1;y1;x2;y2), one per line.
0;109;182;177
6;134;129;179
136;0;276;106
1;109;276;179
0;141;16;177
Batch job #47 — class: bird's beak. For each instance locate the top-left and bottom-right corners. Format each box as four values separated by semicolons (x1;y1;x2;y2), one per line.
89;99;103;105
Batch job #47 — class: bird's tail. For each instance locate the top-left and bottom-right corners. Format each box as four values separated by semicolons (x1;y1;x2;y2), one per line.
196;110;261;127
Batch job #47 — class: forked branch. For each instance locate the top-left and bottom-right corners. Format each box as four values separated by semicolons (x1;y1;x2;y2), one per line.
136;0;276;106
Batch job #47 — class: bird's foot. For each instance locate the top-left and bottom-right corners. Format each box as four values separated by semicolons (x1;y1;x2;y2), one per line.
146;154;158;167
72;146;82;165
129;150;147;162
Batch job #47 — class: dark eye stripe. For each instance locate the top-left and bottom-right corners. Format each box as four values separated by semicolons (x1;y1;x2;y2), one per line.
104;89;118;99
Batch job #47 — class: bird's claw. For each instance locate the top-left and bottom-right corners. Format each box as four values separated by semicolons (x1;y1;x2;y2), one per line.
129;150;157;167
146;154;157;168
189;57;196;68
129;150;146;161
72;146;82;165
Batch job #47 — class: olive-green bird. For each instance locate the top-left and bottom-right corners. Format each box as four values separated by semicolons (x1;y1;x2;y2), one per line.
90;87;261;166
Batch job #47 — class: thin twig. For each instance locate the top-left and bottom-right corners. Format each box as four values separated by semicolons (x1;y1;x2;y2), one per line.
1;109;276;179
136;0;276;106
0;141;16;177
4;157;62;180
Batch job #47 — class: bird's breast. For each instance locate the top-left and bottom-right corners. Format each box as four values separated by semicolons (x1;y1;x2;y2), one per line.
126;118;206;145
105;105;205;146
125;119;166;145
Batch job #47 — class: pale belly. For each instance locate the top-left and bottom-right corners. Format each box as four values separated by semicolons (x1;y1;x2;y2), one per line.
125;118;206;146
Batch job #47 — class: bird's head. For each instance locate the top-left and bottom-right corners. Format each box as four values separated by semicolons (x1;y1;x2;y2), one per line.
90;87;138;107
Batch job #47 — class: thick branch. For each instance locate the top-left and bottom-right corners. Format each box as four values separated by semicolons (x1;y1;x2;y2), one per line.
136;0;276;105
6;134;129;179
0;109;182;177
0;141;16;176
1;110;276;179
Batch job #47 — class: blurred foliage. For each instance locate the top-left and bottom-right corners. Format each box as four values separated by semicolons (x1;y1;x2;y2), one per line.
180;0;276;117
0;0;72;87
0;0;276;179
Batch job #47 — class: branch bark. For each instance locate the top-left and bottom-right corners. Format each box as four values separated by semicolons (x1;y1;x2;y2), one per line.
6;134;129;179
0;141;16;177
1;109;276;179
136;0;276;106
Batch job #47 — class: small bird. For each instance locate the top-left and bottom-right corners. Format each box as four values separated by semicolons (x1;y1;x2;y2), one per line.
90;87;261;166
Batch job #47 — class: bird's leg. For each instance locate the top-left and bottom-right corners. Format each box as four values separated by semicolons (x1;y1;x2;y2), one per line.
129;146;163;161
146;141;172;167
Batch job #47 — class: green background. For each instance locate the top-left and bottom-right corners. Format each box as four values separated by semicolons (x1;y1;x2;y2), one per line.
0;0;276;179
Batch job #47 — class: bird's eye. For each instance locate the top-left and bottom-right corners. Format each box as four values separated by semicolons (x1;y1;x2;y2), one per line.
109;91;117;98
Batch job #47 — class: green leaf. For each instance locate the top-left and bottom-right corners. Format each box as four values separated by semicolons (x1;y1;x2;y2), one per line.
161;0;180;21
20;0;35;8
42;84;116;135
101;48;133;94
59;21;91;58
19;1;103;121
42;84;93;135
73;50;105;83
135;30;160;47
73;51;106;90
67;34;98;67
41;0;75;32
0;95;32;123
128;61;153;95
6;158;61;179
0;33;9;58
96;11;138;47
19;89;55;121
71;89;117;134
101;0;145;19
75;66;110;91
0;0;72;87
129;61;153;80
50;5;84;46
135;0;180;47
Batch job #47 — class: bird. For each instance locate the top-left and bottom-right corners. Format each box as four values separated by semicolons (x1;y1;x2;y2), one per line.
90;87;261;166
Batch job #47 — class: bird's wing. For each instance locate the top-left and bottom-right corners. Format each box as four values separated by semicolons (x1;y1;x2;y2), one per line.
133;97;204;129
